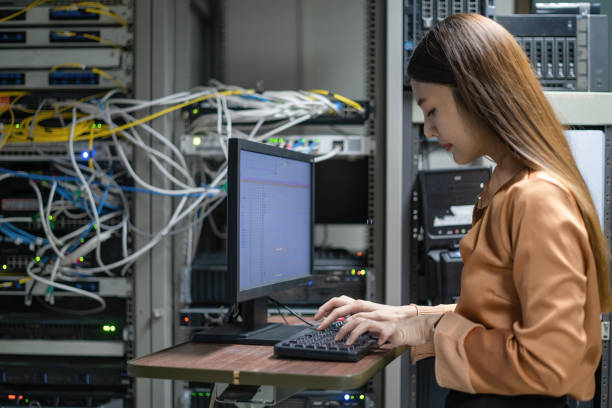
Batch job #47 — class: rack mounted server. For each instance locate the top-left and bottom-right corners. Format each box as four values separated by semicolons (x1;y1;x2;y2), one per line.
497;14;609;92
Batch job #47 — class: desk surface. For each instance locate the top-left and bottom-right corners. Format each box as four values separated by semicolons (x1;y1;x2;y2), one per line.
128;341;407;389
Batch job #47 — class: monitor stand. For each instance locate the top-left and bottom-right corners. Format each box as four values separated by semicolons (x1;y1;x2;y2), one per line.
191;298;308;345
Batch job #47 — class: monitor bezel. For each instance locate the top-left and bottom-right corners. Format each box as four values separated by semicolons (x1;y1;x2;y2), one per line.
228;138;314;304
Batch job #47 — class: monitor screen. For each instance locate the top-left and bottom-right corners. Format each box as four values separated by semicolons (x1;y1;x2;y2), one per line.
228;138;313;304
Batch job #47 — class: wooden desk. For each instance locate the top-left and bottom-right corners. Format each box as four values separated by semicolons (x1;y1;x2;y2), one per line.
128;341;407;390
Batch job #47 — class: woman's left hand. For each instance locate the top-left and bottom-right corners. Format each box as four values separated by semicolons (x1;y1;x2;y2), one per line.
336;313;442;347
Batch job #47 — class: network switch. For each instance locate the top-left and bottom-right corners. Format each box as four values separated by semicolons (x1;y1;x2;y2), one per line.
180;134;374;158
0;356;129;387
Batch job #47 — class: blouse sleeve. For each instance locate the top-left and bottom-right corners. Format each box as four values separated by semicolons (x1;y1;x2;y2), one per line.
433;178;591;395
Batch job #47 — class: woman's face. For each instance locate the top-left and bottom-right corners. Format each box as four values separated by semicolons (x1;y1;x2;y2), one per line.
411;80;502;164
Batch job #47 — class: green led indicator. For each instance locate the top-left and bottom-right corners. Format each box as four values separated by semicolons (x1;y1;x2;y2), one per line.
48;215;53;221
279;138;284;144
359;395;365;400
103;325;110;332
2;265;6;270
25;399;29;403
93;224;98;230
15;123;20;129
192;108;199;115
92;124;96;128
191;392;196;397
301;138;306;143
351;395;355;400
198;392;204;397
80;238;85;243
110;325;116;332
35;256;41;262
270;137;278;143
192;136;202;146
79;257;84;262
205;392;210;397
97;123;102;129
351;269;356;275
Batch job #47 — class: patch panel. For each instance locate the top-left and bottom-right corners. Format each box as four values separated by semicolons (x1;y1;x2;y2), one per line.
0;48;122;69
49;8;99;21
49;70;99;85
49;29;99;42
0;72;24;85
180;135;374;158
0;67;131;90
0;9;25;21
0;31;25;43
0;5;131;26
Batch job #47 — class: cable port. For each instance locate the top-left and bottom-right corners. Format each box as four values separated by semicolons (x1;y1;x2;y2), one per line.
50;30;99;43
0;9;26;20
49;8;99;20
332;141;345;152
0;72;25;85
0;31;25;43
49;71;99;85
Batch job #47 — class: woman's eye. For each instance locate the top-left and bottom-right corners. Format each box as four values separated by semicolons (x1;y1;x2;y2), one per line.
427;108;436;117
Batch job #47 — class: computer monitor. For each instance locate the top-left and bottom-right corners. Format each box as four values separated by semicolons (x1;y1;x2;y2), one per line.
193;138;314;344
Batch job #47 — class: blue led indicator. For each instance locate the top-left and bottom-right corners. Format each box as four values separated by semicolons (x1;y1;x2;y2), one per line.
344;394;350;401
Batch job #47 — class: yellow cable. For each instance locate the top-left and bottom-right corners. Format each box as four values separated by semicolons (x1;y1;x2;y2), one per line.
88;125;94;169
53;30;125;51
5;90;246;145
92;90;245;139
82;33;125;51
0;0;47;23
50;63;86;72
92;68;127;93
308;89;365;112
85;7;127;26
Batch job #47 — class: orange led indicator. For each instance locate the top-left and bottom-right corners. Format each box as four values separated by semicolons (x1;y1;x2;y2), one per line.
184;316;189;323
356;251;362;257
19;396;23;400
8;395;15;400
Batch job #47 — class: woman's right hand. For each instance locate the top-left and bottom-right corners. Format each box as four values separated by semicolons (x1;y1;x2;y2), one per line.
314;295;417;330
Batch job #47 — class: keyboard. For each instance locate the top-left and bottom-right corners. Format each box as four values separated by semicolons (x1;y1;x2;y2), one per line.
273;321;378;362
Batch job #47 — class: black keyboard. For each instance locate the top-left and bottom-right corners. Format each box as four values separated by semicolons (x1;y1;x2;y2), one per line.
273;321;378;362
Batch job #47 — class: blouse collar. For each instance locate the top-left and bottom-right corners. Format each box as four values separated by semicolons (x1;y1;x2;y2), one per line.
476;153;528;211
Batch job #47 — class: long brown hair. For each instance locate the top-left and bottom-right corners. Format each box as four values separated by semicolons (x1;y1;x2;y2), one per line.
408;13;612;312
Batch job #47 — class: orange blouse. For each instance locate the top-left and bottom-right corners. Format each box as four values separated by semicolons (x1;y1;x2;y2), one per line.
415;154;602;400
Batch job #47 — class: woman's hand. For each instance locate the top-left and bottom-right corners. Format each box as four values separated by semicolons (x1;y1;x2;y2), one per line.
314;295;417;330
336;313;442;347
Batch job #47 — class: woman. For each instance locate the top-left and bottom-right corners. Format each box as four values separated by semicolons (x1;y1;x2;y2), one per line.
315;13;612;407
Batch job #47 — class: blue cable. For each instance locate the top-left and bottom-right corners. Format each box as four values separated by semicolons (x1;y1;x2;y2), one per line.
0;167;221;198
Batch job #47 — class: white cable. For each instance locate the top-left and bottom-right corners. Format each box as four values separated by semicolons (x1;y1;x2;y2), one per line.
253;114;312;142
68;107;113;277
26;260;106;310
313;145;342;163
